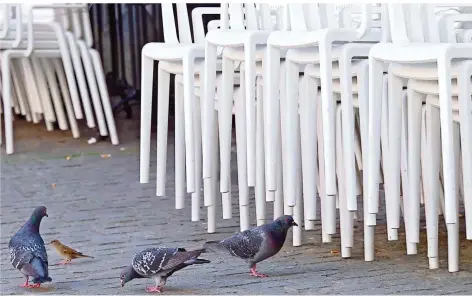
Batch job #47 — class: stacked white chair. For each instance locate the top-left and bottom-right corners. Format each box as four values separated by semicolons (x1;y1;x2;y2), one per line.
138;3;472;273
0;4;118;154
366;4;472;272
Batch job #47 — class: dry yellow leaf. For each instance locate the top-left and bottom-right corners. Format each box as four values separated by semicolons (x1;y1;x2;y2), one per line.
65;156;71;160
101;154;111;158
330;250;340;255
51;183;56;189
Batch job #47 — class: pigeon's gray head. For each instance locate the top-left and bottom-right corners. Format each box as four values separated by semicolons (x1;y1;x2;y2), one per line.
24;206;48;232
32;206;48;219
120;265;140;287
274;215;298;230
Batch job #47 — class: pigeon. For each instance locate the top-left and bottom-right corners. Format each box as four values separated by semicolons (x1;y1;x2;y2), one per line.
203;215;297;277
50;239;94;265
120;246;210;293
9;206;52;288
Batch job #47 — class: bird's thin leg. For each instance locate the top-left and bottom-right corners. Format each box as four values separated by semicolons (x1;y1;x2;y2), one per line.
145;286;162;293
249;264;268;277
19;277;31;288
59;259;71;265
145;277;163;293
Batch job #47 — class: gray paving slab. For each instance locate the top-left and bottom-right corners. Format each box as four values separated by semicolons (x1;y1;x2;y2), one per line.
1;119;472;295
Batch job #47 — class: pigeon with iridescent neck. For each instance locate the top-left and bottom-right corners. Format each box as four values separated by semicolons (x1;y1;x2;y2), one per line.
204;215;297;277
9;206;52;288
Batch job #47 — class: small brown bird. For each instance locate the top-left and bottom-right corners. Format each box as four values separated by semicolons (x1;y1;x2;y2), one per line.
50;239;94;265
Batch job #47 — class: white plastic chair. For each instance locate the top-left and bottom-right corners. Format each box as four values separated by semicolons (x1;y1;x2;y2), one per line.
139;4;221;221
366;3;472;272
264;4;375;247
1;4;84;153
202;4;281;232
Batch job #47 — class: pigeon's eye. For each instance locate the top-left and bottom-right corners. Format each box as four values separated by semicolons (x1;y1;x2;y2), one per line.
120;274;125;279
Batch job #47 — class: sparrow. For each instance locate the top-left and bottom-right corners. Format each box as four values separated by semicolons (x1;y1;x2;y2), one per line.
50;239;93;265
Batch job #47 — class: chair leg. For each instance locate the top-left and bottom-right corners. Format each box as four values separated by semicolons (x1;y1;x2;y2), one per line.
78;42;108;137
90;50;119;145
300;75;318;225
208;110;220;233
192;96;203;222
235;85;250;231
139;54;154;184
336;102;353;258
425;99;440;269
219;57;234;195
66;32;95;128
175;78;186;210
458;64;472;239
406;85;423;247
317;90;331;243
264;45;281;192
155;65;170;197
255;78;266;226
1;52;15;154
282;60;299;208
53;58;80;138
245;42;257;188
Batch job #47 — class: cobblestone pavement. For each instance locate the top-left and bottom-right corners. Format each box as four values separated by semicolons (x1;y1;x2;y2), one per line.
1;119;472;295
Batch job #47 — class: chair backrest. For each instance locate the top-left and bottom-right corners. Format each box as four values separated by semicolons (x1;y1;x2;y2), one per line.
282;4;378;41
219;4;277;31
162;3;222;45
388;4;472;44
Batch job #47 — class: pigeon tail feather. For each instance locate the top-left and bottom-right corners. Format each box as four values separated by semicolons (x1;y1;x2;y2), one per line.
203;241;225;253
33;276;52;284
184;258;211;265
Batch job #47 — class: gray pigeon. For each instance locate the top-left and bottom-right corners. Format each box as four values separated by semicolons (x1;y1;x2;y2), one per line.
9;206;52;288
204;215;297;277
120;246;210;293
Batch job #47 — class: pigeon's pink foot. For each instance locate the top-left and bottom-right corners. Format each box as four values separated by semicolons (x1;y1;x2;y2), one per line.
19;280;33;288
30;283;41;288
145;286;163;293
250;267;268;278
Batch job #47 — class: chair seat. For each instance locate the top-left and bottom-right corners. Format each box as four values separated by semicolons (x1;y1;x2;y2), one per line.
142;43;205;61
305;60;367;79
390;61;468;80
205;30;272;47
267;28;357;49
409;78;472;99
370;43;472;64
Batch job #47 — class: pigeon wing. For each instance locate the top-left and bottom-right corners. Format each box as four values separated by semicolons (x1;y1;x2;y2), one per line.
160;249;204;271
220;228;265;260
131;247;179;277
9;235;48;271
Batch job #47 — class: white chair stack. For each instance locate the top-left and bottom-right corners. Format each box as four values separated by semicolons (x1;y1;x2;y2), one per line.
0;4;119;154
139;3;472;273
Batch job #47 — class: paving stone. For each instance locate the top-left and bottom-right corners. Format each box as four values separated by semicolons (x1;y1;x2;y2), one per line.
1;119;472;294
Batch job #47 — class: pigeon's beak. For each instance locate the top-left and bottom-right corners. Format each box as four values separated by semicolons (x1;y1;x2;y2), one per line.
292;221;298;227
120;280;124;287
45;213;48;217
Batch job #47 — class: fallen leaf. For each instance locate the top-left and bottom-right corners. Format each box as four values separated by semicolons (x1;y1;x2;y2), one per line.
330;250;339;255
65;156;71;160
459;213;464;218
51;183;56;189
101;154;111;158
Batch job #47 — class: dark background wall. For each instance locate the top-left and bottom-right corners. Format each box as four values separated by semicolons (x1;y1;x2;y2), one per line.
88;4;219;124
